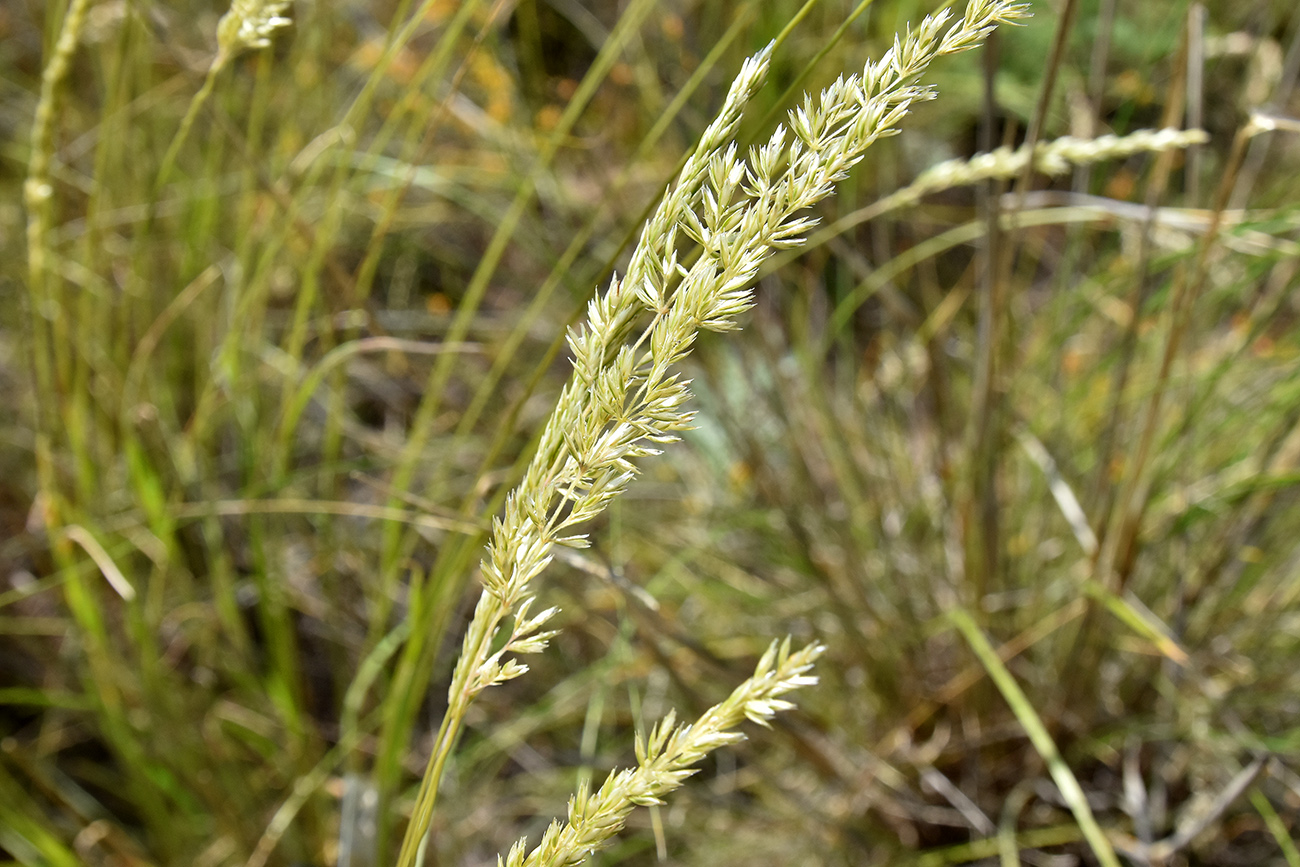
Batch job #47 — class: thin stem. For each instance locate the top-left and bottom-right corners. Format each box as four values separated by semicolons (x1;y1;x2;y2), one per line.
25;0;97;525
155;62;225;195
1100;118;1261;590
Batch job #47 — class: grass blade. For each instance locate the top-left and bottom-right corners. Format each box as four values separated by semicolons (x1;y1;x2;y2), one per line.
949;608;1121;867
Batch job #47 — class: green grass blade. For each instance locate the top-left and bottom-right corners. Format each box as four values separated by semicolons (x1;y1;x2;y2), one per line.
1250;787;1300;867
949;608;1121;867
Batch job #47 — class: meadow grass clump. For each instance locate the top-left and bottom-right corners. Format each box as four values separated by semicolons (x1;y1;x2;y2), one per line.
4;0;1300;865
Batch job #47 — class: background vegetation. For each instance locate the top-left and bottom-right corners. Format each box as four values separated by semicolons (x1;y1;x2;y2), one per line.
3;0;1300;864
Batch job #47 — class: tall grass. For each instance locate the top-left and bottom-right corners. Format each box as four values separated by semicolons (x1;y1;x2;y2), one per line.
3;0;1300;865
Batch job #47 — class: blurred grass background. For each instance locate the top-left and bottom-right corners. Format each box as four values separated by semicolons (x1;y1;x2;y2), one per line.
3;0;1300;864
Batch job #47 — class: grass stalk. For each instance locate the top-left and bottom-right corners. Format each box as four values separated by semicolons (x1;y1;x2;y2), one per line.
1098;114;1268;590
1085;23;1189;529
24;0;96;525
966;0;1079;598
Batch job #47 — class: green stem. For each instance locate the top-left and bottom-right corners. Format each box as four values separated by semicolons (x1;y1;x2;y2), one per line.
155;58;226;194
393;595;504;867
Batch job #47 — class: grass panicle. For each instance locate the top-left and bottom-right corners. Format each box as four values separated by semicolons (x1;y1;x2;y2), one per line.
216;0;294;66
498;640;823;867
899;127;1210;207
399;1;1028;861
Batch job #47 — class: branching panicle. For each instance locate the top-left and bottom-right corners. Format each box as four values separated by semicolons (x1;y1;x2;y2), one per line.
465;0;1025;780
400;2;1029;862
468;0;1027;747
862;127;1210;220
498;642;825;867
